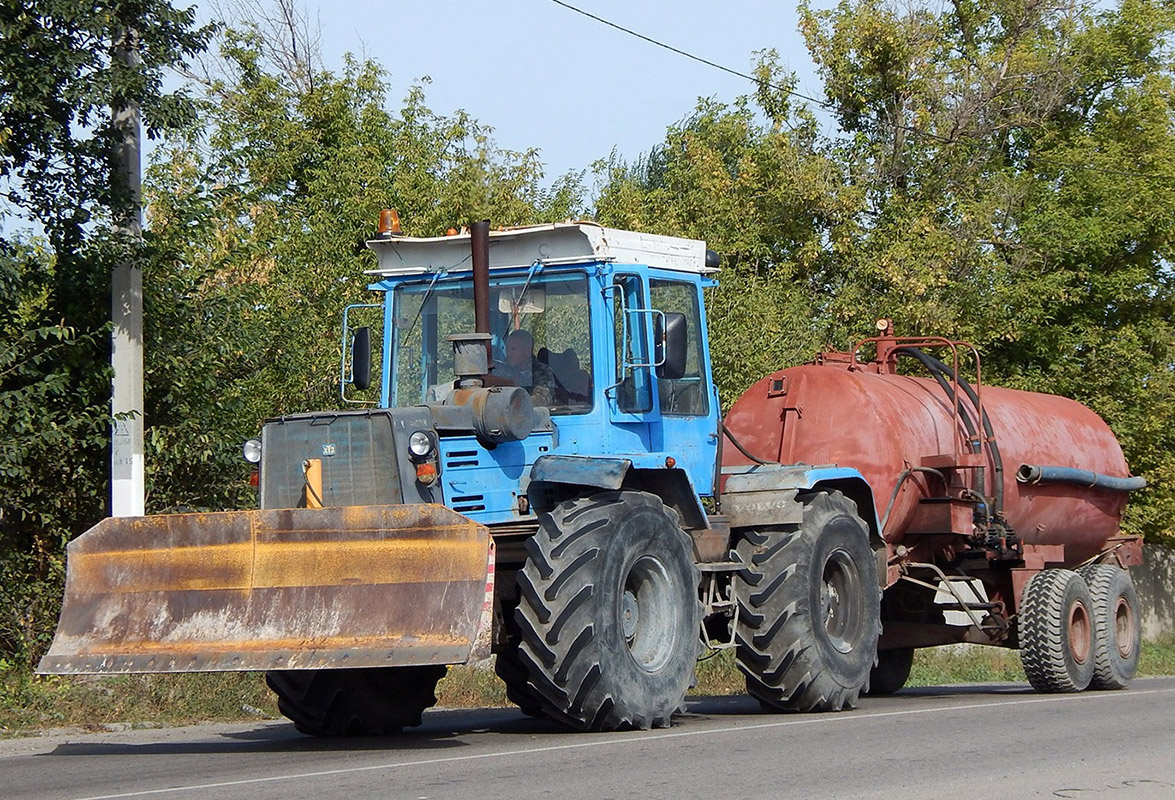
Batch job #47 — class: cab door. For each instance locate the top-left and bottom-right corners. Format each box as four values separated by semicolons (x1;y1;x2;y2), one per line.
606;273;659;441
649;277;719;496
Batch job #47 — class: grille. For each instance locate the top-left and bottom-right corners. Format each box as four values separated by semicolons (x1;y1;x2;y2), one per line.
451;494;486;512
445;450;480;468
260;412;403;509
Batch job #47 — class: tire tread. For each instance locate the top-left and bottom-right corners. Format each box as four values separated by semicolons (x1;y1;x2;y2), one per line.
733;490;880;713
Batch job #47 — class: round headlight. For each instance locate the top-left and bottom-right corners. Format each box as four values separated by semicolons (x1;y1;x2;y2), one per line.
408;430;435;458
242;438;262;464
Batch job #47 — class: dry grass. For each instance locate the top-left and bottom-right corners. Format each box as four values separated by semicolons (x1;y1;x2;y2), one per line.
0;671;280;735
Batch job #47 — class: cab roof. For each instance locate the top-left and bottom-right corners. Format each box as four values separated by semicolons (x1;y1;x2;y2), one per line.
366;222;714;277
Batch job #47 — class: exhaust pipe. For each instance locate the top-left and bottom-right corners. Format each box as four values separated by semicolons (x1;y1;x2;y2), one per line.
471;220;491;349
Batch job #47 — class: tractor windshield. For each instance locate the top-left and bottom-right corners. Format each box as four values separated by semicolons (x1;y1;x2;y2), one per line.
391;271;593;415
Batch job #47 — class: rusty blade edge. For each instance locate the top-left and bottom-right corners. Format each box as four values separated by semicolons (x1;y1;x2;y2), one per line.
38;644;475;674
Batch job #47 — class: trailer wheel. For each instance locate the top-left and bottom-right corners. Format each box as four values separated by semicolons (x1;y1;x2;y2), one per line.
1077;564;1140;690
514;491;701;731
866;648;915;696
734;490;880;712
265;665;446;736
1019;569;1095;693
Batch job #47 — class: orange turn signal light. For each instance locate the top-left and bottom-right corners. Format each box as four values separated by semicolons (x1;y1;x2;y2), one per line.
416;462;438;485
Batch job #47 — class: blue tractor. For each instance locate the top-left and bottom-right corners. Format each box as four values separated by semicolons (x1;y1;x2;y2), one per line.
42;220;885;735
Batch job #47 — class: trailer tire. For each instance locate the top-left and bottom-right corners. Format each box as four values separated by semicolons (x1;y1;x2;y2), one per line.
514;491;701;731
734;490;880;712
866;648;915;696
265;665;446;736
1077;564;1140;690
1019;569;1095;693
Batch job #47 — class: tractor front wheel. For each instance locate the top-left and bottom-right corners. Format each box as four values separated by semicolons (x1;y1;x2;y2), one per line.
265;666;446;736
514;491;701;731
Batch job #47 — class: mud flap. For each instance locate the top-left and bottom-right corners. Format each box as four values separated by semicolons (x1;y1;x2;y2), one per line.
38;505;492;674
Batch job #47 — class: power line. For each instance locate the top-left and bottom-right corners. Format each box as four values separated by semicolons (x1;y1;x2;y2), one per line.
549;0;831;112
548;0;1172;185
549;0;952;148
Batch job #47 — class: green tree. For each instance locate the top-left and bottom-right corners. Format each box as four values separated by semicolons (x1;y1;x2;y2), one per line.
597;0;1175;541
0;1;213;666
798;0;1175;540
595;59;857;403
140;20;585;513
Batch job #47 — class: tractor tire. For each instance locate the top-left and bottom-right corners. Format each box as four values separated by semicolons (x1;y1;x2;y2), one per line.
866;648;915;696
1077;564;1140;690
514;491;701;731
265;665;446;736
734;490;881;712
1018;569;1095;693
494;645;546;718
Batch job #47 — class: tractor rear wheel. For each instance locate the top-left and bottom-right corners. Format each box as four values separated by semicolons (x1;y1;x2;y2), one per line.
734;490;881;712
1019;568;1095;693
514;491;701;731
266;665;446;736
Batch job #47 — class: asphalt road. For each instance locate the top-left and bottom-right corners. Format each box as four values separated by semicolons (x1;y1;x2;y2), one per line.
4;677;1174;800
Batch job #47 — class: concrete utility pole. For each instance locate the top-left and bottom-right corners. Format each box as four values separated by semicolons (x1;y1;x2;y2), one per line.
110;24;145;517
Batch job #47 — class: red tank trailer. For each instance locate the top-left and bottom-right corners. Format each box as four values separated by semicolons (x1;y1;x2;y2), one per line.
722;324;1146;696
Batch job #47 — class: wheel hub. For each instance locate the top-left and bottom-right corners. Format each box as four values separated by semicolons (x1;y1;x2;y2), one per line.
1114;596;1135;659
622;555;678;672
1067;600;1091;665
821;548;863;654
621;590;639;640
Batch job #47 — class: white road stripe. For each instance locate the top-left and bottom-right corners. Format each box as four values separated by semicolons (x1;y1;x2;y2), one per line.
72;686;1175;800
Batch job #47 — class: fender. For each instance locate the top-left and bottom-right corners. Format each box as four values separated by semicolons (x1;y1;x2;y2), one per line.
722;464;882;542
528;454;709;530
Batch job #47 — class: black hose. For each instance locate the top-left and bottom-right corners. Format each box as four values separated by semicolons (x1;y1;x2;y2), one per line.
893;347;1005;515
892;347;982;446
879;466;947;533
919;351;1006;511
892;347;987;512
720;417;776;466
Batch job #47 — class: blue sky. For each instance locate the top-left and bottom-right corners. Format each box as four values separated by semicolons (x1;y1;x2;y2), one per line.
209;0;826;183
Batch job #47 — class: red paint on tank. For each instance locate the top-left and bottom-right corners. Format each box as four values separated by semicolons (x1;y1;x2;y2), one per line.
722;360;1131;564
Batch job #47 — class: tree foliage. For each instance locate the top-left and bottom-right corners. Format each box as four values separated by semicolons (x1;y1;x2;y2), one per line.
0;1;212;667
597;0;1175;542
140;19;585;514
0;0;212;253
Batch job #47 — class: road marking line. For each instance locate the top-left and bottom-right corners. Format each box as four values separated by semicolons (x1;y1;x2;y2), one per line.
71;686;1175;800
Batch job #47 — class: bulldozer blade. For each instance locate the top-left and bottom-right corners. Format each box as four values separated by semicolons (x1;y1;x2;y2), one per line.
38;505;492;675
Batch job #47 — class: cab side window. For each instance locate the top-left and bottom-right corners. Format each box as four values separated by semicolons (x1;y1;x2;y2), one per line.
612;274;652;414
650;279;709;416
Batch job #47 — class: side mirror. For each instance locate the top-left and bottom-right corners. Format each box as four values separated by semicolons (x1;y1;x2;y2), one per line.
655;312;687;380
352;326;372;390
